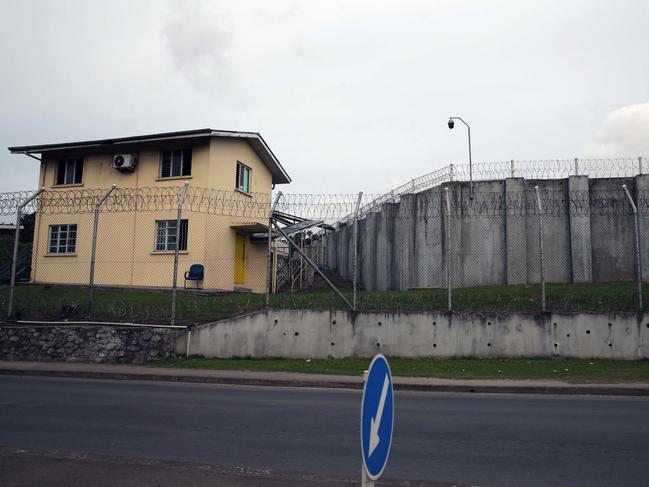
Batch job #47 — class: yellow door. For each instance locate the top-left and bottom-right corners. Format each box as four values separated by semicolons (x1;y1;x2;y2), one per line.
234;234;246;285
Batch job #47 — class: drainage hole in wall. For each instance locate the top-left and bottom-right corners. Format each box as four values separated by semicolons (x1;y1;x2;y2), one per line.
376;342;381;347
294;332;299;336
283;332;286;336
274;319;278;324
487;343;491;347
554;343;558;348
378;322;382;326
609;343;613;347
608;323;612;327
586;330;591;334
433;321;437;325
433;343;437;348
566;333;571;338
487;321;491;326
331;342;335;347
553;322;557;327
332;320;336;325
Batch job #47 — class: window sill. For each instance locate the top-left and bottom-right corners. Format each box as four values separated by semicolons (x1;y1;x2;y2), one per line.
52;183;83;188
44;253;77;257
150;251;189;255
235;188;252;198
156;176;192;182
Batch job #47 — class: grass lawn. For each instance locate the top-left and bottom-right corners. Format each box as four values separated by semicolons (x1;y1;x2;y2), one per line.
0;284;264;324
153;357;649;383
0;280;645;324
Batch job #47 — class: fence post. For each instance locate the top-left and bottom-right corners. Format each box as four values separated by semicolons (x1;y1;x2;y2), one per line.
265;192;283;308
8;187;45;319
622;185;643;311
534;186;546;311
444;187;452;312
170;182;190;327
449;164;454;182
574;157;579;176
353;191;363;311
88;184;117;317
640;157;644;175
510;159;515;178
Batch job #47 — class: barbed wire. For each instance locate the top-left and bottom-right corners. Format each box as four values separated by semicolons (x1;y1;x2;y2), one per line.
0;191;39;216
338;157;648;223
1;169;647;222
0;187;274;217
338;189;646;219
0;188;645;219
275;193;381;222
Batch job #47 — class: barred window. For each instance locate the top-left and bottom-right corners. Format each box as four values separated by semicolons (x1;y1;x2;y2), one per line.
155;219;188;251
55;158;83;185
160;149;192;178
236;161;251;193
48;224;77;254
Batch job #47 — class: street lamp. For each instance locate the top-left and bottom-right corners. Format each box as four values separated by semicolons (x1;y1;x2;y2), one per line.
448;116;473;199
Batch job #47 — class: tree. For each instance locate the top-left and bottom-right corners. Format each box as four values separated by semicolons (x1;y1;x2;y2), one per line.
19;212;35;244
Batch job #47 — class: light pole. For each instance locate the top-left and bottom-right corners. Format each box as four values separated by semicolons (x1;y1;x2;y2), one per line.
448;116;473;199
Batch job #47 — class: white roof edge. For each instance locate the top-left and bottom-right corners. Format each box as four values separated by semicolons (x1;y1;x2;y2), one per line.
211;130;291;184
11;129;292;184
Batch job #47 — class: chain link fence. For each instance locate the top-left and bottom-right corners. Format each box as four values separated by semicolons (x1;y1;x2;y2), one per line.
1;160;647;325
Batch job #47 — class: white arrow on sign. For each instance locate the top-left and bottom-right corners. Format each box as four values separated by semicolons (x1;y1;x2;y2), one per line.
368;374;390;456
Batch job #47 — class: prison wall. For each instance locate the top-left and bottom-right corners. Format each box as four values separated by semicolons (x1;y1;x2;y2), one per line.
327;175;648;290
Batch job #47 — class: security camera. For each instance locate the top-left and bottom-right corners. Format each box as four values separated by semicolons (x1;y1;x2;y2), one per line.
448;118;455;129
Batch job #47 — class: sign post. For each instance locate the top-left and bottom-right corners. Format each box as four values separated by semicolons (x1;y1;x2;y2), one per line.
361;354;394;485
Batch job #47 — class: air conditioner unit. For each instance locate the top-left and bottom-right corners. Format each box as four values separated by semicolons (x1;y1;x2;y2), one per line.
112;154;138;172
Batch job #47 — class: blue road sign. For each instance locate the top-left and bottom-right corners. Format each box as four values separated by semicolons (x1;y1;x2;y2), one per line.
361;354;394;480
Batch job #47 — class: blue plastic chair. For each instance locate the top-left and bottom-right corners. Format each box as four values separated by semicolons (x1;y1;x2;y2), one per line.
184;264;204;289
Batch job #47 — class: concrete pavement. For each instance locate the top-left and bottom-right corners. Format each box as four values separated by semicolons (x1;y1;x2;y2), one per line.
2;376;648;486
1;360;649;396
0;447;462;487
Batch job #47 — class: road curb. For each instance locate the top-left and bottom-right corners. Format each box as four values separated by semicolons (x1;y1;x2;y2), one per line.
2;367;648;396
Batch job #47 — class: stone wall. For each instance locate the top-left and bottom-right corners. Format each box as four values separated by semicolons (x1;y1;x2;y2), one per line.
0;325;182;363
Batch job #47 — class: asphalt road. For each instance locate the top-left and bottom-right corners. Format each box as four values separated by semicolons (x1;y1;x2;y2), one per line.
1;376;648;487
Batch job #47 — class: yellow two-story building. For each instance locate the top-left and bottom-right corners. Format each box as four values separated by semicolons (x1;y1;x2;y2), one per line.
9;129;291;293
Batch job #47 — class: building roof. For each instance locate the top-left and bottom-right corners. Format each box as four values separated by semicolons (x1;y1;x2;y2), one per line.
8;128;291;185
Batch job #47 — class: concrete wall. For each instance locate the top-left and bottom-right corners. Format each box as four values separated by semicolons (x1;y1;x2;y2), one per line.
328;175;648;290
178;309;649;360
590;177;637;282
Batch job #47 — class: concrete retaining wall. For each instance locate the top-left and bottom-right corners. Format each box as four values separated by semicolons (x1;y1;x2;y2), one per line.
177;310;649;360
327;175;648;290
0;325;182;363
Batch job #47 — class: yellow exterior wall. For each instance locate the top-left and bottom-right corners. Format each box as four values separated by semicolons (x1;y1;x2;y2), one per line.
31;138;275;293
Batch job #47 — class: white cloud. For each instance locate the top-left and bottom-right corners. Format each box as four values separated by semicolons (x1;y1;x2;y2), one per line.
162;1;233;91
581;103;649;158
2;0;649;194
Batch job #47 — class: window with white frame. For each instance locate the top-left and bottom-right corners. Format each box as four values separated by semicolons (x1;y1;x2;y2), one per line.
55;158;84;186
236;161;251;193
155;219;188;251
160;149;192;178
48;224;77;254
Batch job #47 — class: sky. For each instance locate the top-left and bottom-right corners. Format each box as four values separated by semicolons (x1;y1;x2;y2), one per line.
1;0;648;195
